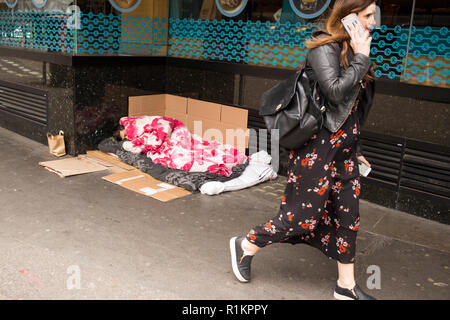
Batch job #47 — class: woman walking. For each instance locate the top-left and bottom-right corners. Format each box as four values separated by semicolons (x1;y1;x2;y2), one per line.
230;0;378;300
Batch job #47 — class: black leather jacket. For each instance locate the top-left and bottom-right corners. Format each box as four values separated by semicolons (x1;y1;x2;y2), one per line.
305;31;375;155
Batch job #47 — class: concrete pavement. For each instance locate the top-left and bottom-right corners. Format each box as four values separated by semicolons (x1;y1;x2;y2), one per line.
0;126;449;300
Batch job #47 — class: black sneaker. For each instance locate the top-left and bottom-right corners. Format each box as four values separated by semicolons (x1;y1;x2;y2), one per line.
229;236;254;282
334;282;377;300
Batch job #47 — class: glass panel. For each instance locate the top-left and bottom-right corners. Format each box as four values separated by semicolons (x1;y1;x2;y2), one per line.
0;0;170;56
74;0;169;56
369;0;413;83
168;0;329;69
402;0;450;88
0;0;77;54
0;0;447;89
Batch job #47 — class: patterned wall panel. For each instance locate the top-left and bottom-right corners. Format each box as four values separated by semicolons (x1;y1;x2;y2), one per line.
370;25;409;81
77;12;168;55
401;26;449;88
0;10;75;52
168;19;450;87
168;19;314;69
0;10;449;87
0;11;168;55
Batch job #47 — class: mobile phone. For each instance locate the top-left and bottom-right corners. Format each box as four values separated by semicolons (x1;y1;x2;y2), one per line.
341;13;365;37
358;162;372;177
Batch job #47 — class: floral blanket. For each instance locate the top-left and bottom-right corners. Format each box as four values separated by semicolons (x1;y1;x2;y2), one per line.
120;116;248;177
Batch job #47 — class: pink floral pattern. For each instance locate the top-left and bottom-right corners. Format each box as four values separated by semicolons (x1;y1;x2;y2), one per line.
120;116;248;177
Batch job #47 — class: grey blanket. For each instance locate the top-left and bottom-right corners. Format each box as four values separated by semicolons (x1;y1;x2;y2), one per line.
98;137;248;192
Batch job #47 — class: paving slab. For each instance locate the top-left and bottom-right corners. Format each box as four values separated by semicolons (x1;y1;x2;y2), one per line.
0;127;449;300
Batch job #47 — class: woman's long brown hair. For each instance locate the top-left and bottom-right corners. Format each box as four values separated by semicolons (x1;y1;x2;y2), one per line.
305;0;376;83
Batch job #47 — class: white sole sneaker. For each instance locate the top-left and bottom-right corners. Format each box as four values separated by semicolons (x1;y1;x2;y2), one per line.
229;237;249;283
333;291;355;300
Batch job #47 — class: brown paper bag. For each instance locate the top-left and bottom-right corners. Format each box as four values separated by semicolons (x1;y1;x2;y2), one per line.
47;130;66;157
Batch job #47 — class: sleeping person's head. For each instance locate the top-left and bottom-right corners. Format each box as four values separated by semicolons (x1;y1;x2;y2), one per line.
113;124;127;141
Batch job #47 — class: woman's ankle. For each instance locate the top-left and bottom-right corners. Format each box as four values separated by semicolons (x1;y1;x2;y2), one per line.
337;279;356;289
241;237;259;256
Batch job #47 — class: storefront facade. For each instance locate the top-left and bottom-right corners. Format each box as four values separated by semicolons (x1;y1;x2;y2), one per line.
0;0;449;223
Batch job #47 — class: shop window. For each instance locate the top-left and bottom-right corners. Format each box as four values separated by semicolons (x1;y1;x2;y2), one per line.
168;0;328;68
369;0;449;89
74;0;169;56
0;0;448;90
250;0;282;22
368;1;413;83
402;0;450;88
0;0;77;53
0;0;170;56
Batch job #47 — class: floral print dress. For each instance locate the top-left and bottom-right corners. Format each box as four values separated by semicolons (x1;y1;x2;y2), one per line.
247;104;362;264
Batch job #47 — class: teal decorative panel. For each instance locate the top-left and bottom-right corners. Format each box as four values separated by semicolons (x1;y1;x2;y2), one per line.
0;11;168;55
77;12;168;55
0;11;75;53
401;26;449;86
168;19;315;69
168;18;450;87
370;25;409;80
0;10;448;87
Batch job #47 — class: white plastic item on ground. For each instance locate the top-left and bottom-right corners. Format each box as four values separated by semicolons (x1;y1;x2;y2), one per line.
200;150;278;195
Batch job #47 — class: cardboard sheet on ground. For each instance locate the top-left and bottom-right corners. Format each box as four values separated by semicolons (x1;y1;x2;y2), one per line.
102;169;191;202
39;157;109;177
85;150;136;171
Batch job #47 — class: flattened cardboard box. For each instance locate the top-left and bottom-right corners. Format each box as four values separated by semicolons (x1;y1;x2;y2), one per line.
39;157;109;177
86;150;136;171
102;170;191;202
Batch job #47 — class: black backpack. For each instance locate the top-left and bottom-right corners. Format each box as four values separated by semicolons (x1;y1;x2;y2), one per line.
259;67;326;150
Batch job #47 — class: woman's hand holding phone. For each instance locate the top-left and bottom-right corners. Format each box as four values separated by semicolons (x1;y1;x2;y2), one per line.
349;24;372;57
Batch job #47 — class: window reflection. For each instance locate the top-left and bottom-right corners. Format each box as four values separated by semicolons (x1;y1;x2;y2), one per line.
0;0;448;89
403;0;450;88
